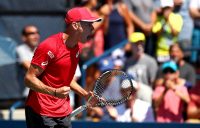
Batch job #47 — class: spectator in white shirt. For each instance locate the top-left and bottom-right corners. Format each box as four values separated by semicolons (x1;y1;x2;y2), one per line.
16;25;40;97
17;25;40;70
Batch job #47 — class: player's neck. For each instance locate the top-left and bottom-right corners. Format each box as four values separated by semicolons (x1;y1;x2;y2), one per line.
63;32;78;48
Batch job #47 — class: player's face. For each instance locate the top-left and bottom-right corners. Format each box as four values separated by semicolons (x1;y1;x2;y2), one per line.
79;21;94;43
23;26;40;47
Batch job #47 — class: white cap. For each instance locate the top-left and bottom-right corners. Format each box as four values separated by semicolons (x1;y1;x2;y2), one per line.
114;59;124;67
160;0;174;8
111;48;124;60
112;49;125;67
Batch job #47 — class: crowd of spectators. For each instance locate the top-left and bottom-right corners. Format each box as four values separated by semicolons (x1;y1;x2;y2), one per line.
0;0;200;123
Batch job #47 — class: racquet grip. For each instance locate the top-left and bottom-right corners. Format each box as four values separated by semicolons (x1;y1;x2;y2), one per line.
69;105;87;118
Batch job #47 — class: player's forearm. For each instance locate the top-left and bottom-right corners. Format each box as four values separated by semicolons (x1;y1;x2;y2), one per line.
70;79;88;98
24;74;55;96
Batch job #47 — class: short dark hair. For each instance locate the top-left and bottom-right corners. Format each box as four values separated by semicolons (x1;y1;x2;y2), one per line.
21;25;38;36
169;43;184;52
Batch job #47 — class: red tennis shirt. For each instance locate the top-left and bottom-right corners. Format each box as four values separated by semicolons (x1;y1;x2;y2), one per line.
26;33;80;117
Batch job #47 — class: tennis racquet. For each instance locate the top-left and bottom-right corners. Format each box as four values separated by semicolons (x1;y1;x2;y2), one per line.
69;69;137;118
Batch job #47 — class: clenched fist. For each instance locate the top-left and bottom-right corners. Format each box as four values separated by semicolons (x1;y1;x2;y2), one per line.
55;86;70;98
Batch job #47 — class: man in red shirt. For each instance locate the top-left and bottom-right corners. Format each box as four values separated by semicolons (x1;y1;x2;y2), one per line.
24;7;101;128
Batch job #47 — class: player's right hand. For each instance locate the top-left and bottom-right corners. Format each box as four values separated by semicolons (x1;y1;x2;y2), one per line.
55;86;70;99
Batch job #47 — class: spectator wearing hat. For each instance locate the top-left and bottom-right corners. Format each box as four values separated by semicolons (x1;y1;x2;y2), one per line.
111;48;125;68
124;32;158;103
155;43;196;88
153;61;190;122
152;0;183;63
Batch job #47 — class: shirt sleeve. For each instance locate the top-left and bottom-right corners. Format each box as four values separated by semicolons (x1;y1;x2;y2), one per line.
74;64;81;79
16;47;27;63
31;39;56;70
16;45;33;63
152;86;165;100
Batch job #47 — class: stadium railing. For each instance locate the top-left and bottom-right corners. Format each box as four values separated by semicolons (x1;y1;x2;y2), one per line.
80;39;128;89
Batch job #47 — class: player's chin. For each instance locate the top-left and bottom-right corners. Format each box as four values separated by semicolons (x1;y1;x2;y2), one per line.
80;36;91;43
87;35;93;40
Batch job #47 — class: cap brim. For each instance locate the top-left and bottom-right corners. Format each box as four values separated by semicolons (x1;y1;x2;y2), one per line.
162;67;177;72
81;18;102;22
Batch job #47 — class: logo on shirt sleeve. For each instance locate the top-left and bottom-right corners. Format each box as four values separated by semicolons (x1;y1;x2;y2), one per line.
76;51;79;58
48;51;54;59
41;61;48;66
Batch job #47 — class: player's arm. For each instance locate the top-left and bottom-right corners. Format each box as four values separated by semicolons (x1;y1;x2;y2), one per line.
24;64;70;98
24;64;55;96
70;79;90;99
70;79;99;107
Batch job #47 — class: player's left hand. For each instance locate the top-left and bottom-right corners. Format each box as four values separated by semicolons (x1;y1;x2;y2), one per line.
85;91;98;108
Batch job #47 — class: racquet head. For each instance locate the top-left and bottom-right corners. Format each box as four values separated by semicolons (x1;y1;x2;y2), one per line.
93;69;137;107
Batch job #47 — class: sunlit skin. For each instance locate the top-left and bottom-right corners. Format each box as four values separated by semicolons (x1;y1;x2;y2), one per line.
169;44;184;63
79;21;95;43
63;21;94;49
24;21;96;103
22;26;40;50
21;25;40;70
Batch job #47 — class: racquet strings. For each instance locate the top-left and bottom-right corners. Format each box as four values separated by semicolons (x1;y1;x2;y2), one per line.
94;70;133;107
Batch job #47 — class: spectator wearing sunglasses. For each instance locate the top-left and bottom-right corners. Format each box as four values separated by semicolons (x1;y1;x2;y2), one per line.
17;25;40;70
16;25;40;97
153;61;190;122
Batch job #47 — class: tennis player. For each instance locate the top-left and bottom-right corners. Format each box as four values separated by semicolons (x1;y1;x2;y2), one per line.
24;7;102;128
